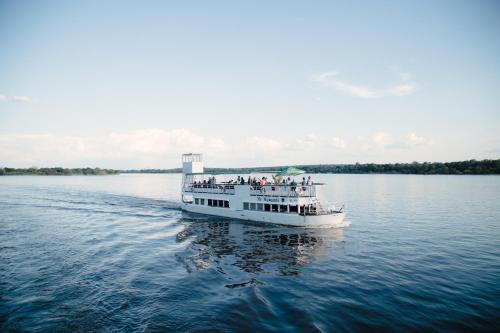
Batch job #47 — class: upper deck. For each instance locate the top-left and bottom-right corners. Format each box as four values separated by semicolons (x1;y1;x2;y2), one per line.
183;182;321;197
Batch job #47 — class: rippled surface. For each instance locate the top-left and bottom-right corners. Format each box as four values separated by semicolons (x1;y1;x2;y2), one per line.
1;174;499;332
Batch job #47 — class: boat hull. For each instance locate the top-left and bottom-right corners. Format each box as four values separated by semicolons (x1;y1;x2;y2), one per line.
181;203;347;228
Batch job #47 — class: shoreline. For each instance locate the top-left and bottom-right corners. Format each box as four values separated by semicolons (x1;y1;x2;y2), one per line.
2;159;499;176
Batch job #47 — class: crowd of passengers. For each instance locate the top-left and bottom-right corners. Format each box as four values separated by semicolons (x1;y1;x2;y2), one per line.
192;175;314;187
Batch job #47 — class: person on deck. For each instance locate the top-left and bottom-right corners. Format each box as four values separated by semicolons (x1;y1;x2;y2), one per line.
307;176;313;185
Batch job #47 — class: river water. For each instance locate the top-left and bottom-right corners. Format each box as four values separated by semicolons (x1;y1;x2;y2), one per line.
0;174;499;332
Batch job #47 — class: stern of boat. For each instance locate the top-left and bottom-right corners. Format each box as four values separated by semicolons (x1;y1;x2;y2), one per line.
302;211;348;228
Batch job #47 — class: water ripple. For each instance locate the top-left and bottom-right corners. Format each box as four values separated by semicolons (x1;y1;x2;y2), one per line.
1;175;499;332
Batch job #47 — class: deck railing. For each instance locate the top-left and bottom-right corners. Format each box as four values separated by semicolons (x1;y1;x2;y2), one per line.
249;184;317;197
184;184;236;195
184;183;321;198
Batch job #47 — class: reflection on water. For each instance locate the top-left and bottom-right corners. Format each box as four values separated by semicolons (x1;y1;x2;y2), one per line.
176;214;345;278
1;174;499;331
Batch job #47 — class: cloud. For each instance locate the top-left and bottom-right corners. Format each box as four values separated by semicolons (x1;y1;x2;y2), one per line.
246;136;284;151
384;84;415;97
1;130;350;168
333;80;381;98
107;128;226;158
311;71;416;98
354;132;434;151
0;95;32;103
0;129;225;167
0;129;442;167
313;71;338;82
0;133;89;166
406;132;434;146
330;137;346;149
10;96;31;103
245;134;346;153
372;131;391;144
294;134;320;150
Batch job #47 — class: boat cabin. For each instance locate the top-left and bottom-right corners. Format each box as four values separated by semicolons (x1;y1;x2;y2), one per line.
181;154;328;216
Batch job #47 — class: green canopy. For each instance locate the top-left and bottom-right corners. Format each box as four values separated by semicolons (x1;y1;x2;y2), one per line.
276;166;305;176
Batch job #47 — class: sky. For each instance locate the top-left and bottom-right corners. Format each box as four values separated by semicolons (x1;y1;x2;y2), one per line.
1;0;499;168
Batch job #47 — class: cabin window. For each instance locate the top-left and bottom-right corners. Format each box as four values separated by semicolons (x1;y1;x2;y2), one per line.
243;202;249;210
250;203;256;210
257;203;263;211
264;204;271;212
289;205;298;213
271;204;279;212
300;205;305;214
200;199;205;205
208;199;213;206
195;198;199;205
224;201;229;208
218;200;223;207
280;205;287;213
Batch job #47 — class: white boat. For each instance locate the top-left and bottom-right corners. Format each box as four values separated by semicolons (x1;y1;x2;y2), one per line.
180;153;347;228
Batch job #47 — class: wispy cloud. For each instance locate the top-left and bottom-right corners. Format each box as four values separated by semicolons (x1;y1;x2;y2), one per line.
311;71;416;98
10;96;31;103
0;94;32;103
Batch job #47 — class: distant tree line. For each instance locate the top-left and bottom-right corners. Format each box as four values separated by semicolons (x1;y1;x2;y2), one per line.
120;168;183;174
294;159;500;175
119;159;500;175
2;159;499;176
0;167;119;176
